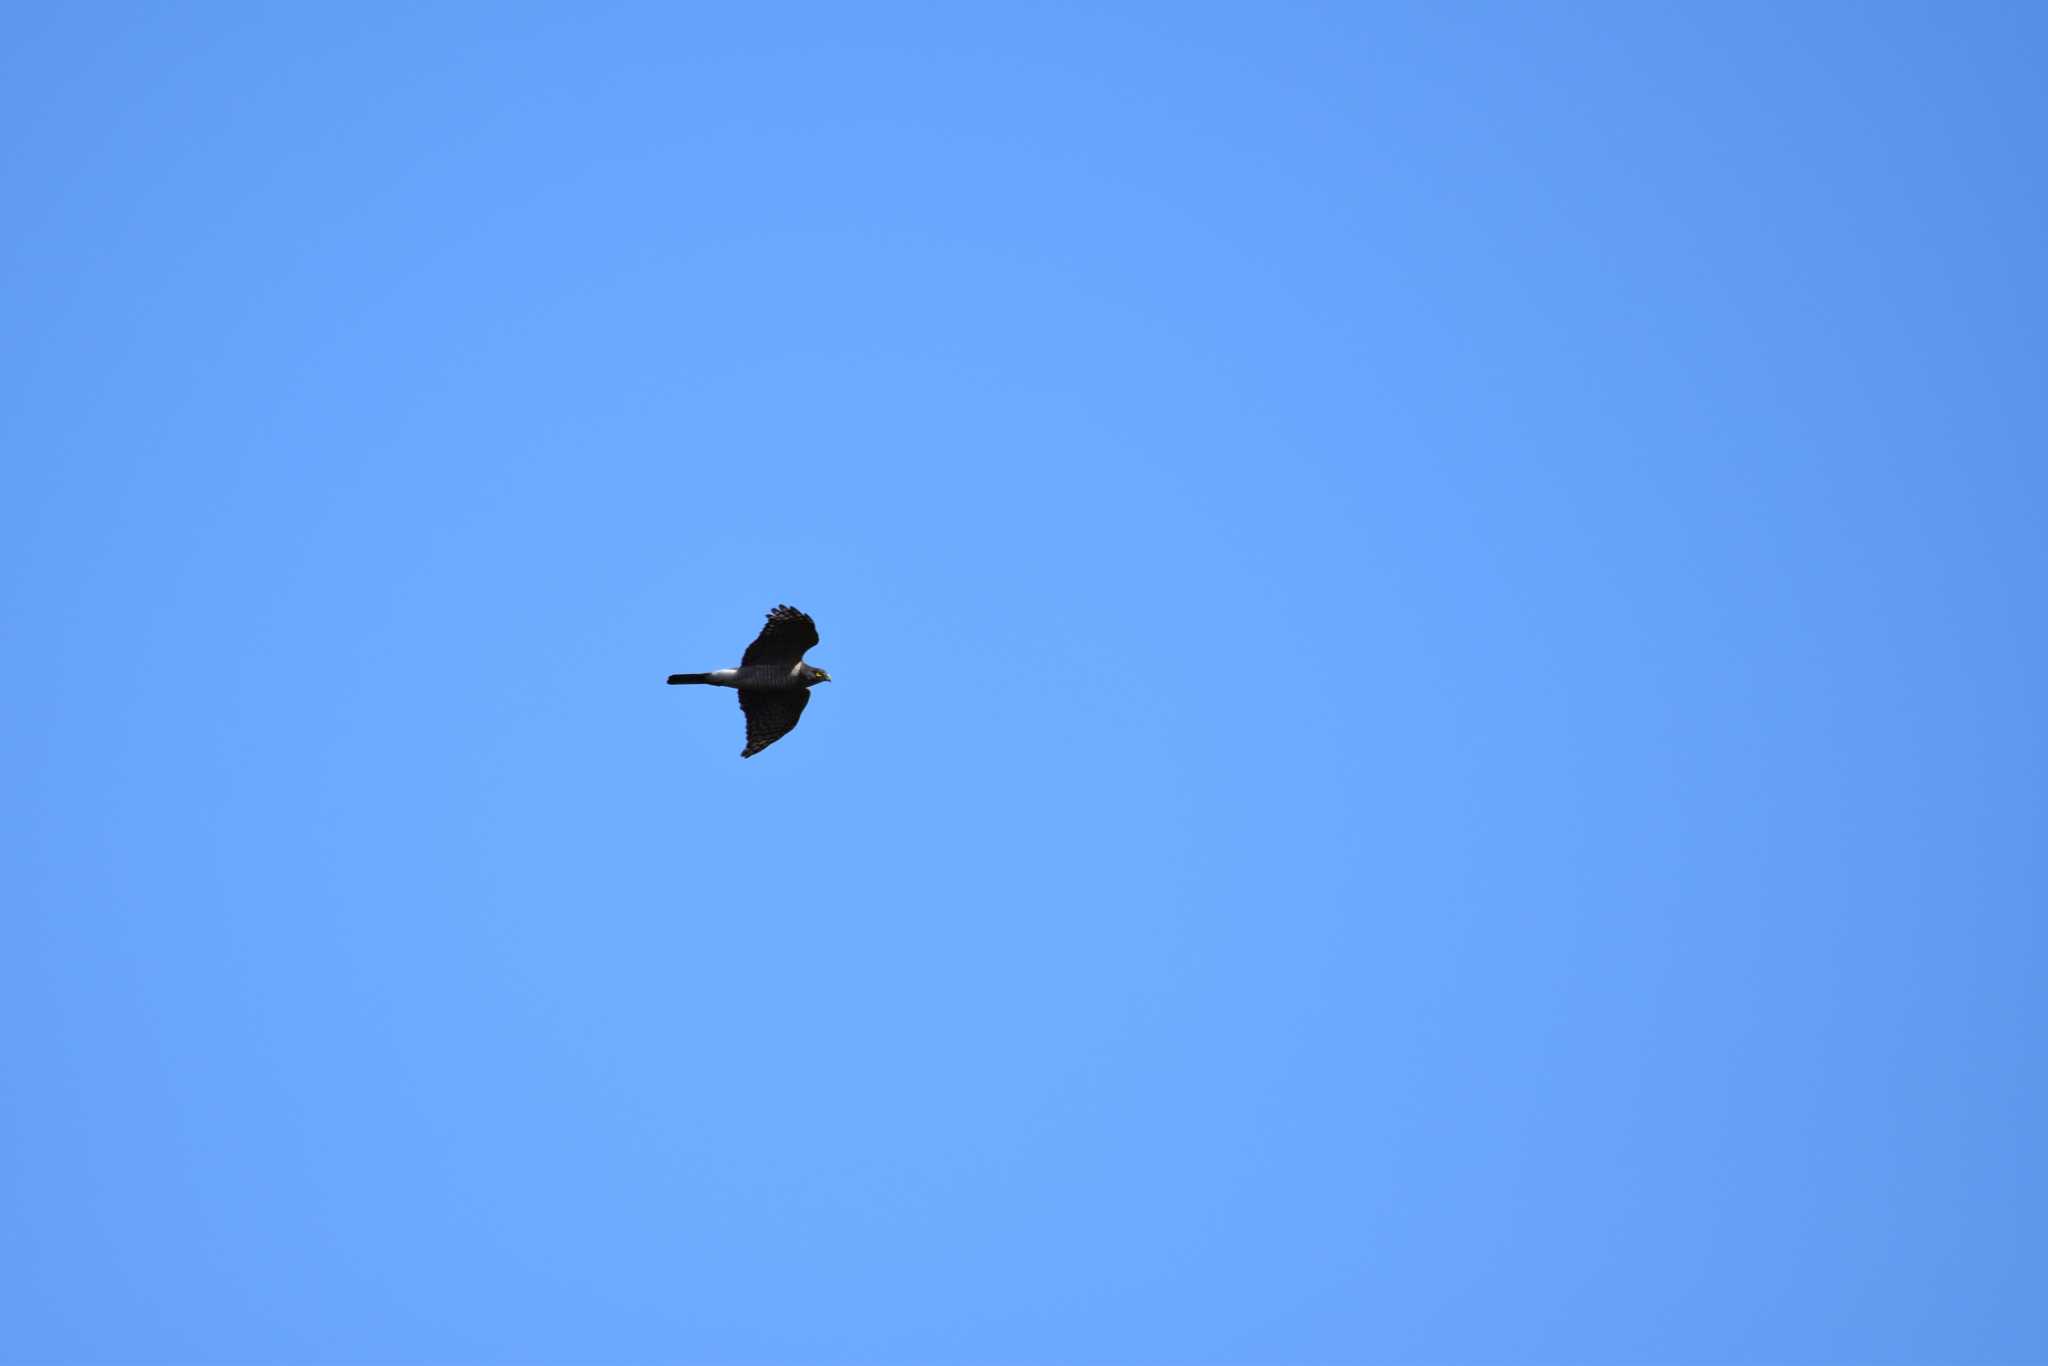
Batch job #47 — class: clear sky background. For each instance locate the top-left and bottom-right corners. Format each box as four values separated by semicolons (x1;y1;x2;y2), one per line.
4;5;2044;1363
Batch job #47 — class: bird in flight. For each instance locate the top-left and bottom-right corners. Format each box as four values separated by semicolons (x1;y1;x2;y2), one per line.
667;605;832;757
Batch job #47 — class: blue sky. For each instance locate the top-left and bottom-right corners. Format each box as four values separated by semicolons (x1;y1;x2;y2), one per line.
4;4;2044;1362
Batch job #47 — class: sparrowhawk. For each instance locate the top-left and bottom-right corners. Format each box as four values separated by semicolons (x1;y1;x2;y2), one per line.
667;605;832;757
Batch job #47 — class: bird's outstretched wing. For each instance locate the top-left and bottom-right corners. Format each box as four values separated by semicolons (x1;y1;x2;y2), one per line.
741;604;819;667
738;688;810;758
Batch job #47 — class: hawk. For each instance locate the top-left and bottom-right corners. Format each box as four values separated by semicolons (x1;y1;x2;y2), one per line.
667;605;832;757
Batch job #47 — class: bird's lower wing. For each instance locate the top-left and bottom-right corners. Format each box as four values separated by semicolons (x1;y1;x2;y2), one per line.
737;688;810;757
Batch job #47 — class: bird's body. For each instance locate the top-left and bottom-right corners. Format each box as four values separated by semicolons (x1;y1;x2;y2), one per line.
666;605;831;757
670;664;811;690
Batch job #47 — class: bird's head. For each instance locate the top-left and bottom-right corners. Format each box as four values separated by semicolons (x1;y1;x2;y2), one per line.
804;664;832;684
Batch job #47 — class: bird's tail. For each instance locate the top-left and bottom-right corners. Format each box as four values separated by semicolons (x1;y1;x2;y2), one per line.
666;673;713;685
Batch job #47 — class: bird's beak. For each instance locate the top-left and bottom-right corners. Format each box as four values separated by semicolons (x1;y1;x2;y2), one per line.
818;671;832;683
